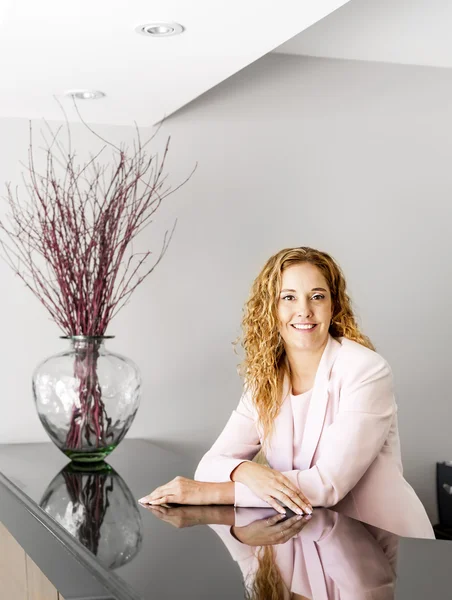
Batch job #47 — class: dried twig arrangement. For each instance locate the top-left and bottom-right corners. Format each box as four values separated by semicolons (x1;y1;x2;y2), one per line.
0;109;195;335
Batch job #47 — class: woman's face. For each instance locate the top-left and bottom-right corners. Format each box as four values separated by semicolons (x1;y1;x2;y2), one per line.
277;263;333;353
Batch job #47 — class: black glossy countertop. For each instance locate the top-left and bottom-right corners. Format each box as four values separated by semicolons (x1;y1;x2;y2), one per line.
0;438;450;600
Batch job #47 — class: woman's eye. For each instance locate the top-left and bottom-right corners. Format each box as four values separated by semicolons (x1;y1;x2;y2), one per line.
281;294;325;301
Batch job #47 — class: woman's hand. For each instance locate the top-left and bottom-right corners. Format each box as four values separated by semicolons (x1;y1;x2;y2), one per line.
231;462;313;515
232;512;311;546
138;476;215;506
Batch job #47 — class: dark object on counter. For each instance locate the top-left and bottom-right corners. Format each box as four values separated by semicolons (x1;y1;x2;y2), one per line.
434;461;452;539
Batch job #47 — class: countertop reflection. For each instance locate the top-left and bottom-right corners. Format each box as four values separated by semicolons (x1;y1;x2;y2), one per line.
0;439;446;600
40;462;143;569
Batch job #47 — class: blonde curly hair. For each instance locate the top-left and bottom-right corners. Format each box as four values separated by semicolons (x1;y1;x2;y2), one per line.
244;545;287;600
233;246;375;450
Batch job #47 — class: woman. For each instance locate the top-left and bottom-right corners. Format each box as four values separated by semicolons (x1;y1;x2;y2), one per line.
139;247;434;538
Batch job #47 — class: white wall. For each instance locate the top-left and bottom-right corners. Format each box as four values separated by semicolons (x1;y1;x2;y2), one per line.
1;53;451;522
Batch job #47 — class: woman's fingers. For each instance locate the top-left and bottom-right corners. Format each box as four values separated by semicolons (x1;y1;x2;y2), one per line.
270;515;301;543
285;488;313;515
139;483;173;504
272;484;303;514
264;486;310;516
139;490;162;503
296;490;312;511
266;514;286;526
278;475;312;503
142;477;181;499
139;492;175;505
277;515;300;531
150;484;173;498
274;490;307;516
263;495;287;515
275;515;310;543
277;481;312;514
272;484;312;516
280;520;308;543
147;496;174;505
279;477;312;508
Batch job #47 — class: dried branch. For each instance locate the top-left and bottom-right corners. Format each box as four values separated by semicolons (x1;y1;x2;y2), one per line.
0;109;196;336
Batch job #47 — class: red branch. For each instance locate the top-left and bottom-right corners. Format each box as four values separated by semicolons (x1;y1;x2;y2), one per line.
0;115;196;336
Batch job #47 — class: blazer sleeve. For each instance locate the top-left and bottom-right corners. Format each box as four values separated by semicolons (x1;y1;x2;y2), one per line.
235;356;395;508
194;387;261;484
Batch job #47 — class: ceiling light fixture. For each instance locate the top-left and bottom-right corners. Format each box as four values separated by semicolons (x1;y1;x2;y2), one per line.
64;90;106;100
135;22;185;37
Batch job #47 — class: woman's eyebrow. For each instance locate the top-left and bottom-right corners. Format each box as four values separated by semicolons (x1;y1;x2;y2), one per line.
280;287;327;293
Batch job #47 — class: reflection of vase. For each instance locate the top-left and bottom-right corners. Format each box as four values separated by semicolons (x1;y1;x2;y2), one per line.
40;462;143;569
32;336;141;462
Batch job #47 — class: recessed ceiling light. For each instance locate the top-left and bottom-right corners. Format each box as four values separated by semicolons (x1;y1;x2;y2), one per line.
135;22;185;37
64;90;106;100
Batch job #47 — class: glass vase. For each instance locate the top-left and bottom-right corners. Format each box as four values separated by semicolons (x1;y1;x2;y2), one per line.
32;336;141;463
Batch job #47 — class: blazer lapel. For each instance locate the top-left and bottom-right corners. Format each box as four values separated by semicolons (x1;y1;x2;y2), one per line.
301;533;330;600
298;334;342;470
273;542;295;597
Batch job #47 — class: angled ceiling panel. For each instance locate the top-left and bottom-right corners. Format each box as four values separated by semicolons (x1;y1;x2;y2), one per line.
0;0;351;126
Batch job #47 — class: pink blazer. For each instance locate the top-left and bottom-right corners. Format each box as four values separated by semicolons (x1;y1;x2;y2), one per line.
195;334;434;539
209;508;399;600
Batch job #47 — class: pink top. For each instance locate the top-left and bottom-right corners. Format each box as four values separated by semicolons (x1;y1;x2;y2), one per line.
290;388;313;470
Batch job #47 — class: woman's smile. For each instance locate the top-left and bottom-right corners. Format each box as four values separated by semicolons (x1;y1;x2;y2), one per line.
291;323;318;332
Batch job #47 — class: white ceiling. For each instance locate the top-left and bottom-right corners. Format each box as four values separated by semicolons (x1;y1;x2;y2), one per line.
0;0;351;127
274;0;452;70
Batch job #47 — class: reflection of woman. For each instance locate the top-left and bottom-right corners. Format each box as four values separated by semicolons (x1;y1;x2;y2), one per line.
146;505;398;600
208;508;399;600
139;247;433;539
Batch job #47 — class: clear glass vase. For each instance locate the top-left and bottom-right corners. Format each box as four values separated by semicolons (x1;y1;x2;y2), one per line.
32;336;141;463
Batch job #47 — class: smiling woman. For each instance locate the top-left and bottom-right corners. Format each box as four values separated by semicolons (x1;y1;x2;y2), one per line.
138;246;434;540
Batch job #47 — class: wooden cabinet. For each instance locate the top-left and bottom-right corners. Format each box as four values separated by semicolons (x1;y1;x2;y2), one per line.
0;520;63;600
0;520;27;600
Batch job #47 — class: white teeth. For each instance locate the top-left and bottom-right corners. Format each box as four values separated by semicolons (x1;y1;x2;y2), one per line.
292;324;316;330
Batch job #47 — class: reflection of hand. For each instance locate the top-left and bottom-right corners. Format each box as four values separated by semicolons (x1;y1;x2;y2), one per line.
145;505;235;529
231;462;312;515
232;512;311;546
146;505;209;528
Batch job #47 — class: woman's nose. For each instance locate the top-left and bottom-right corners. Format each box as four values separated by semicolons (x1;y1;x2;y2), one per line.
296;303;312;318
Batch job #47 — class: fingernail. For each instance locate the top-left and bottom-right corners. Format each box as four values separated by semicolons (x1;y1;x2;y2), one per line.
296;509;304;516
296;515;303;520
305;514;312;520
138;497;147;503
306;508;313;515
